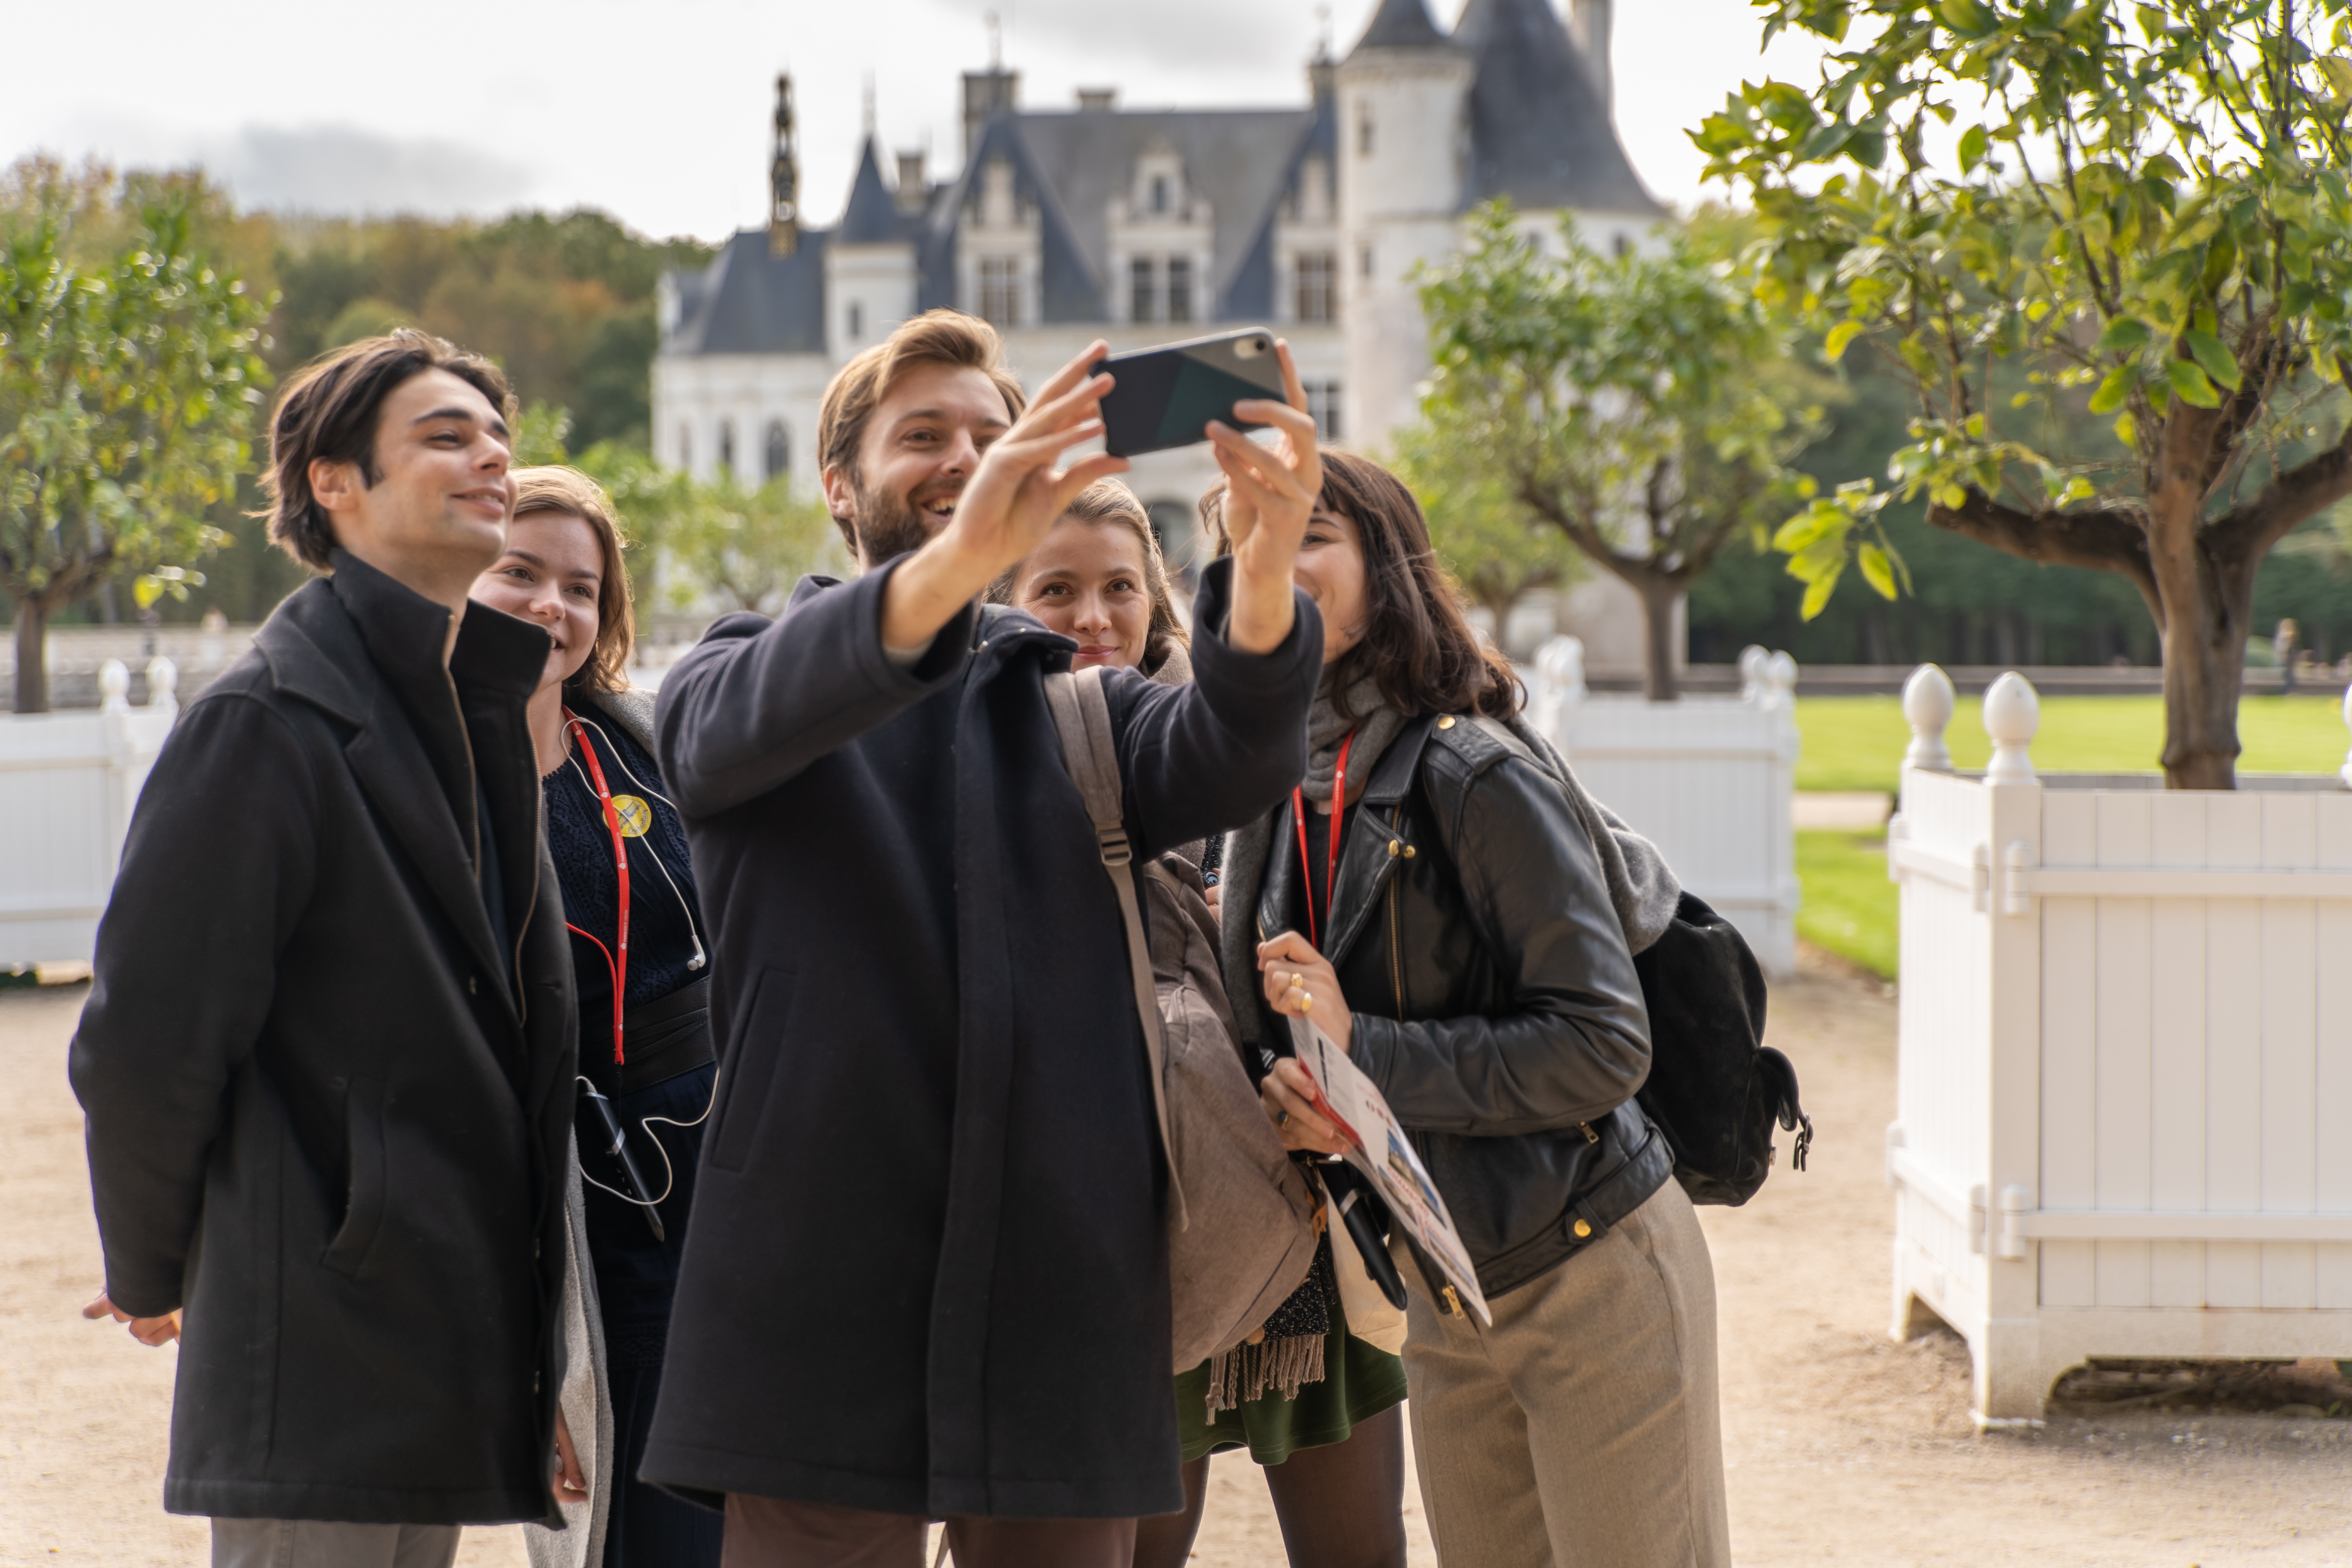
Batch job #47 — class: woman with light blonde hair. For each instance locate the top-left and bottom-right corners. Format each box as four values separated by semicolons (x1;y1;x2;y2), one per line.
992;474;1410;1568
473;466;723;1568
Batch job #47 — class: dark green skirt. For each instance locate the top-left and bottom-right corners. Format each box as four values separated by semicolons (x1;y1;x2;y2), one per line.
1174;1303;1407;1465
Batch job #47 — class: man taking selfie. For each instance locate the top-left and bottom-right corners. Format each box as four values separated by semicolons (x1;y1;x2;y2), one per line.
645;310;1325;1566
73;331;582;1568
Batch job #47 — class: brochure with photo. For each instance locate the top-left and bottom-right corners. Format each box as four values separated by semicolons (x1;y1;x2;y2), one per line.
1287;1016;1492;1325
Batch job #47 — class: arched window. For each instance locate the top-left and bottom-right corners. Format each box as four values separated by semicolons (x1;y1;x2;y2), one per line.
718;420;736;476
678;425;692;471
765;420;790;480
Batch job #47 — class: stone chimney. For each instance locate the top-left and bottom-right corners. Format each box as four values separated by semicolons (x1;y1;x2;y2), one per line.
895;150;927;211
962;68;1019;158
1076;87;1117;111
1568;0;1612;116
769;73;799;257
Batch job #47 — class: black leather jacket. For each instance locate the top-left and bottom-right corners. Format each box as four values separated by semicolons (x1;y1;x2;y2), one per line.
1249;712;1670;1300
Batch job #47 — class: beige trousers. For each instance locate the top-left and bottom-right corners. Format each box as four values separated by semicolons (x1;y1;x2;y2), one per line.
1398;1180;1730;1568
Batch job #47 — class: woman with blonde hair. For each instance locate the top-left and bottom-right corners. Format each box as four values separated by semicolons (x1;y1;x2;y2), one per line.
991;472;1411;1568
472;467;723;1568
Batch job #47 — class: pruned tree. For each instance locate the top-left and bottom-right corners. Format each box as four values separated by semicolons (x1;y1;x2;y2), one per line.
1;197;269;711
1698;0;2352;787
1419;205;1825;699
1389;415;1586;642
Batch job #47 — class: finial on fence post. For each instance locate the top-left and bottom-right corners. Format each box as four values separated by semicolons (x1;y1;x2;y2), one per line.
1739;645;1768;703
99;659;131;715
146;656;179;719
1982;671;2040;785
1536;635;1586;706
1763;651;1797;710
1901;664;1955;772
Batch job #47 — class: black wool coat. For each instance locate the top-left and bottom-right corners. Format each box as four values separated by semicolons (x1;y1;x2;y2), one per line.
645;556;1320;1520
69;552;579;1526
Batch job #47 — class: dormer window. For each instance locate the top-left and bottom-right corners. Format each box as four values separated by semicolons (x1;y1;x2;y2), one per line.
980;257;1022;327
1358;109;1374;157
1151;175;1171;215
1167;258;1194;323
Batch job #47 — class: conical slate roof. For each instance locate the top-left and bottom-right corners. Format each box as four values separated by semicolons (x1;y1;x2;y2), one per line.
1453;0;1659;214
838;138;902;244
1349;0;1455;54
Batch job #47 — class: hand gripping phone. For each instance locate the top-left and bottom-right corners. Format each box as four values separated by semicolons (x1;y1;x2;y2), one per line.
1091;328;1287;457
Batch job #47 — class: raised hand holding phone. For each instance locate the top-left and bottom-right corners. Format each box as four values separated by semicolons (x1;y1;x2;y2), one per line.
878;340;1132;651
1213;339;1322;656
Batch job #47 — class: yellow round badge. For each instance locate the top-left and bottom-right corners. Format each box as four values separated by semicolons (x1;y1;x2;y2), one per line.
611;795;653;838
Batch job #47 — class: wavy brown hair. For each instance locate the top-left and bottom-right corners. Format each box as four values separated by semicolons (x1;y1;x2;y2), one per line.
509;466;635;695
988;479;1188;671
1201;448;1519;722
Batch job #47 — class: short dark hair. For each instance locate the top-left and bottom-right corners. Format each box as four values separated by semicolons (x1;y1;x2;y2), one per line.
262;330;515;572
1202;448;1520;722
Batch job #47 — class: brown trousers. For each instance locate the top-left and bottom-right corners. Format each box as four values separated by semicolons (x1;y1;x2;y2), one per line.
720;1494;1137;1568
1398;1180;1731;1568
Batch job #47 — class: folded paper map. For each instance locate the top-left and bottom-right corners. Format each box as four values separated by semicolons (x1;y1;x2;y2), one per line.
1288;1016;1492;1325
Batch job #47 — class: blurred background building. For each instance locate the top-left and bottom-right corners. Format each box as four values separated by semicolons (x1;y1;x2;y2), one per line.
654;0;1657;615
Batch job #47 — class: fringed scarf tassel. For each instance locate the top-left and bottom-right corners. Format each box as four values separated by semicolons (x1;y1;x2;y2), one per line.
1204;1331;1329;1418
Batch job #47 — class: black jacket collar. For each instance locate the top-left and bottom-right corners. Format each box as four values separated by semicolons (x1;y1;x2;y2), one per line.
1259;714;1438;971
259;554;551;1019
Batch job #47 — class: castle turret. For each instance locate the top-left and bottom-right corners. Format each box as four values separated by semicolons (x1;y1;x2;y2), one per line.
1337;0;1474;449
826;138;915;360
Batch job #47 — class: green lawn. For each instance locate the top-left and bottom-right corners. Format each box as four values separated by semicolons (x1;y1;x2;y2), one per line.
1795;693;2350;796
1795;829;1899;978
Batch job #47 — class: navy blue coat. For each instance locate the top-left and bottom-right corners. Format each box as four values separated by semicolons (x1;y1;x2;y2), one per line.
644;556;1319;1519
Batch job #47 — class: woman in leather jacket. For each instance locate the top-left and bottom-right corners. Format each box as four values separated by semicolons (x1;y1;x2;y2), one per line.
1212;451;1731;1568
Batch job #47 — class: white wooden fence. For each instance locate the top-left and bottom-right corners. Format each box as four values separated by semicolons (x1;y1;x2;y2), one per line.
2;659;178;969
1526;639;1800;977
1887;665;2352;1423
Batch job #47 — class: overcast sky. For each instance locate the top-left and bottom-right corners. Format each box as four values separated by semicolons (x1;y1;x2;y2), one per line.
4;0;1830;242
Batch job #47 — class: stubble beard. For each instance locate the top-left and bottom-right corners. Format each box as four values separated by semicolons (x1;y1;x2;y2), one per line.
850;477;946;570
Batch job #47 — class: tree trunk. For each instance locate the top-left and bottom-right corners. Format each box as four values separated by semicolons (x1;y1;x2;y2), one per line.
2145;488;2258;790
2152;557;2254;790
13;596;49;715
1638;579;1680;702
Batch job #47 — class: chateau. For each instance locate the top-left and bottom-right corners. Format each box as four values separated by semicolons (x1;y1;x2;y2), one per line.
653;0;1659;581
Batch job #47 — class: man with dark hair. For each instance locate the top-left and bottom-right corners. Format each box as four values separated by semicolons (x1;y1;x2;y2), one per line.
73;330;583;1568
646;311;1328;1565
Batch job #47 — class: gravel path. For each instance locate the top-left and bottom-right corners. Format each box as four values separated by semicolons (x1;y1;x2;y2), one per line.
7;957;2348;1566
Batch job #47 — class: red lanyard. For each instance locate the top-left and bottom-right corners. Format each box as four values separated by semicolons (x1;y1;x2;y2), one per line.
561;708;632;1065
1290;729;1356;949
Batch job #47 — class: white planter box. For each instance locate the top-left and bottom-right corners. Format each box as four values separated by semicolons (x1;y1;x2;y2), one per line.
3;660;178;968
1887;666;2352;1424
1524;639;1800;978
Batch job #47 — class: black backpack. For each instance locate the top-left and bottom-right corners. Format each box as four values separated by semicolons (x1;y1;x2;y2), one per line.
1631;891;1812;1206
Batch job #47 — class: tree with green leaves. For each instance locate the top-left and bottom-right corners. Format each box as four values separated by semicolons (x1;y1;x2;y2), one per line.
1418;206;1825;699
2;201;270;711
657;472;845;616
1699;0;2352;787
1389;415;1586;639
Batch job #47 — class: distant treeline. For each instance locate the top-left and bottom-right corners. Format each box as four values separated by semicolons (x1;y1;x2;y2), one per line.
4;158;713;627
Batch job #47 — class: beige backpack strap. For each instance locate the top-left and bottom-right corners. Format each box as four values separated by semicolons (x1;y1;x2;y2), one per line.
1043;665;1189;1230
